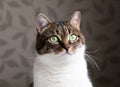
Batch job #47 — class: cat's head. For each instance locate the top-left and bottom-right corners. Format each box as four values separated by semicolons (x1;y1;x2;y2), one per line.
35;11;85;55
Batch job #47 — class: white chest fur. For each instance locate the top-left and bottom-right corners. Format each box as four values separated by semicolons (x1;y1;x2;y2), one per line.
33;46;92;87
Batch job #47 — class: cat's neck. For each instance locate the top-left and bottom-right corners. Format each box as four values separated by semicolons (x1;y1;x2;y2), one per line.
33;46;92;87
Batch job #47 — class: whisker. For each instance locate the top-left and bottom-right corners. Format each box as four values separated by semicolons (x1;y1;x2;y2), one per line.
85;46;101;54
85;54;100;71
85;57;97;71
87;54;103;63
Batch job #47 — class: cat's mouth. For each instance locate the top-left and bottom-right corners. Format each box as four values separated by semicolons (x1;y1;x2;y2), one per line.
60;51;71;56
59;49;75;56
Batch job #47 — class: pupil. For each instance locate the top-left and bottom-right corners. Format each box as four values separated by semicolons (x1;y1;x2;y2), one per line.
52;37;57;42
71;35;76;40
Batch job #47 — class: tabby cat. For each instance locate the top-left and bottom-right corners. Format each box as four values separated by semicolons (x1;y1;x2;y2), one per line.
33;11;93;87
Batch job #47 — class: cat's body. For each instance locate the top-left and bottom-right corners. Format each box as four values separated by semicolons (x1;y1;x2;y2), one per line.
33;11;93;87
34;46;92;87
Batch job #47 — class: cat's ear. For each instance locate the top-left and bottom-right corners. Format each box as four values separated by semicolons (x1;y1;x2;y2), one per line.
69;11;81;30
36;13;52;33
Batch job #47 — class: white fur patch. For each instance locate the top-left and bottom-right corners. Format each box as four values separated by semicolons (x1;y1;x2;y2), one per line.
33;45;93;87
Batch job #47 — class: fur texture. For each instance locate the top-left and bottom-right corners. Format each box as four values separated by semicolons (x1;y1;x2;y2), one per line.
34;11;93;87
34;46;92;87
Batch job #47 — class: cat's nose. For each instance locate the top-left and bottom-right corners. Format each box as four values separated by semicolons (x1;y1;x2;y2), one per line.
66;46;75;55
64;45;70;51
64;45;74;54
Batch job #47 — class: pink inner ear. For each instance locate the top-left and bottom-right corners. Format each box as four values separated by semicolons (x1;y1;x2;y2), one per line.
36;20;41;33
70;11;81;30
36;14;51;33
38;16;48;27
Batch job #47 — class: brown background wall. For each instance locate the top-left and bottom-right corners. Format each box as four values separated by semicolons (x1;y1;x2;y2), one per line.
0;0;120;87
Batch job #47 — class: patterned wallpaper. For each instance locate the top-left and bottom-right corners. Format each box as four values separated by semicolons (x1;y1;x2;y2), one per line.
0;0;120;87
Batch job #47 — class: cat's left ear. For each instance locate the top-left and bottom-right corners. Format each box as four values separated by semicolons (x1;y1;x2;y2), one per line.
36;13;52;33
69;11;81;30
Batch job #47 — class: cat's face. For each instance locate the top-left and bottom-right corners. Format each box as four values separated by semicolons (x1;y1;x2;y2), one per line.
35;11;85;55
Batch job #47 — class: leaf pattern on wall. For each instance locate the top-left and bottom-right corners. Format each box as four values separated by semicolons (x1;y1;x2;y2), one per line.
20;0;33;6
22;35;28;50
0;0;4;10
12;32;24;40
57;0;64;7
6;10;13;25
1;48;15;58
0;0;120;87
0;14;1;20
7;1;21;8
6;60;19;68
31;41;36;57
13;72;26;79
0;63;5;74
0;39;7;46
20;54;31;68
75;0;83;3
0;23;9;31
0;79;11;87
19;15;29;27
47;6;57;21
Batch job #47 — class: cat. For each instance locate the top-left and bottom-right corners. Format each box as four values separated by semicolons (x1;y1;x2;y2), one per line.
33;11;93;87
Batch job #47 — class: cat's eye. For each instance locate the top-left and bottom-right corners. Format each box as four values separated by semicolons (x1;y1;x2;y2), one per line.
69;34;78;42
48;36;58;44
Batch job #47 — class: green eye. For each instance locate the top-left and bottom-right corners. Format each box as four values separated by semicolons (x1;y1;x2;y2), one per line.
69;34;78;42
49;36;58;44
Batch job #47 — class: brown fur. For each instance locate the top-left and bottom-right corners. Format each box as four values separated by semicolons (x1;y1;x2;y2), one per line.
36;21;85;55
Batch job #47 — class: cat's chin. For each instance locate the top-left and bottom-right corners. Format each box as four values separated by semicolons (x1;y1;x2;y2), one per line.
58;50;73;56
37;46;85;57
35;46;86;69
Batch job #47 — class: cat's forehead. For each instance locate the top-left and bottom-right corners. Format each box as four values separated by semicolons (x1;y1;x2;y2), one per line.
52;21;69;30
54;21;68;26
41;20;80;37
54;21;80;34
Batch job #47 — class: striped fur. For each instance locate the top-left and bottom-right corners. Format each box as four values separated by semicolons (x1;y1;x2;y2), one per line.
36;21;84;55
34;11;92;87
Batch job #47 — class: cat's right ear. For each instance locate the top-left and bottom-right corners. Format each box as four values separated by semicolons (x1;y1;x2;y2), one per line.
36;14;52;33
69;11;81;30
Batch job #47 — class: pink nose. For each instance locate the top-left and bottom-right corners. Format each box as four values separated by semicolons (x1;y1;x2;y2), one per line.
64;46;74;55
67;48;74;55
64;45;70;50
